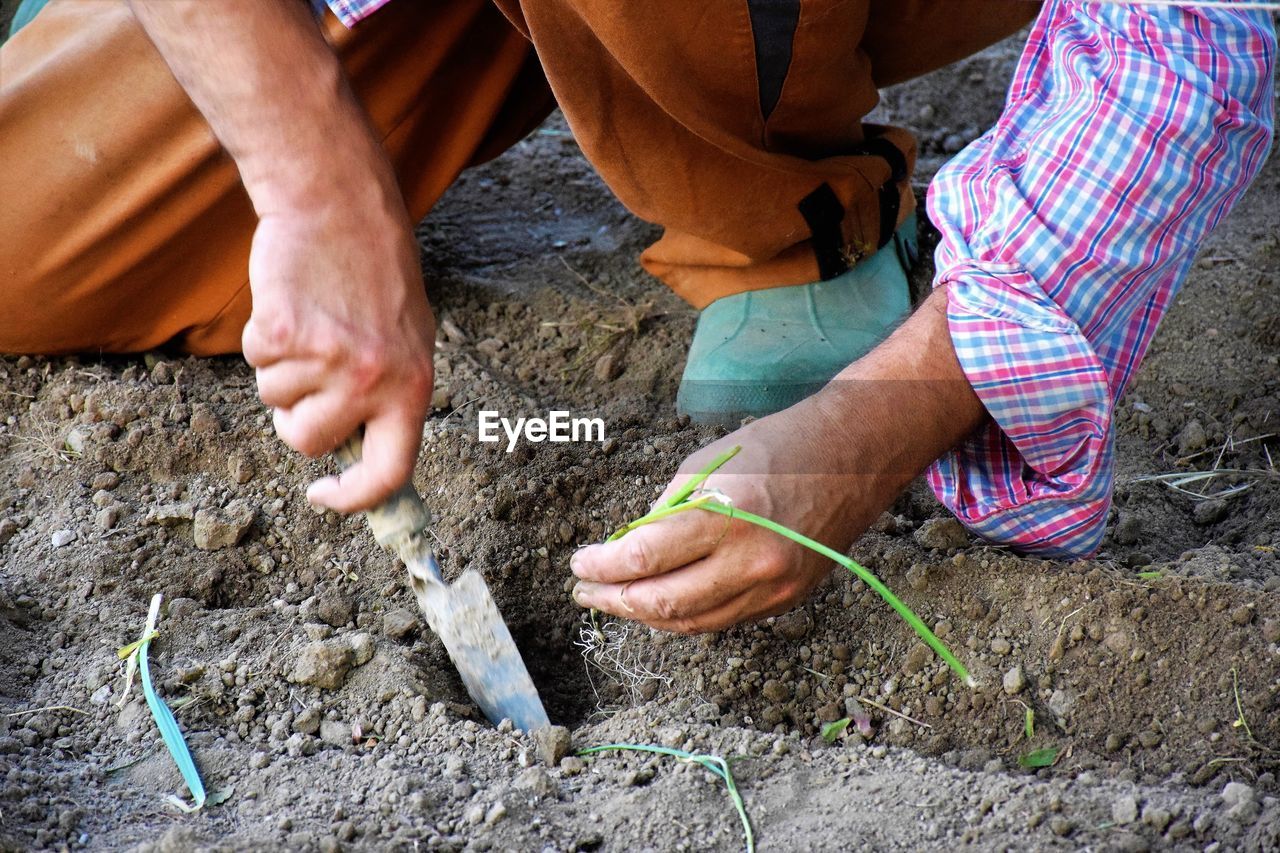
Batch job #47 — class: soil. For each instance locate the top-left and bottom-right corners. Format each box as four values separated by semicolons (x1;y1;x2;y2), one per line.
3;26;1280;853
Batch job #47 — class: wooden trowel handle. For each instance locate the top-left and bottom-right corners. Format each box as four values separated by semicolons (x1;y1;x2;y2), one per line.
334;434;432;552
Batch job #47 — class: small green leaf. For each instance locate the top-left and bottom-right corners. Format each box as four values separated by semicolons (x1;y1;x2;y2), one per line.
1018;747;1059;769
1137;571;1163;580
821;718;852;743
205;786;235;807
1024;708;1035;740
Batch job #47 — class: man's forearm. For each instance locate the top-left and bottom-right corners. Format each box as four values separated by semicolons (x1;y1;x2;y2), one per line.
128;0;396;216
813;287;985;505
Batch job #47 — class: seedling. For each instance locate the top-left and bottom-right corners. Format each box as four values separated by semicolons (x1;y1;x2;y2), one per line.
117;594;231;811
609;446;973;686
1230;666;1253;740
578;743;754;853
820;718;852;743
1017;747;1058;769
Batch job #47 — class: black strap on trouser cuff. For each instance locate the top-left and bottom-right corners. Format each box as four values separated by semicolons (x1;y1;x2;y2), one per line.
797;183;849;281
797;138;908;281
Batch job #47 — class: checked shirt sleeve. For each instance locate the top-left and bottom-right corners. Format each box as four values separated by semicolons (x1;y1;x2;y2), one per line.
925;1;1275;557
320;0;393;27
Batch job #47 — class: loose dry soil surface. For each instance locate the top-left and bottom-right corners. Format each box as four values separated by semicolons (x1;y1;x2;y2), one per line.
3;31;1279;853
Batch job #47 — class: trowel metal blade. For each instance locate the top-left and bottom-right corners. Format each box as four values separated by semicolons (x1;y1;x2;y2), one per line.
410;561;550;732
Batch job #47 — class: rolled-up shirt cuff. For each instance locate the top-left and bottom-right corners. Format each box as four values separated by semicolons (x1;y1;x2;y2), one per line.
926;261;1115;558
322;0;392;27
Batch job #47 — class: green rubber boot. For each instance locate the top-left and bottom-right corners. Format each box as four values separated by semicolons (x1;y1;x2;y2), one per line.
676;213;919;426
9;0;50;38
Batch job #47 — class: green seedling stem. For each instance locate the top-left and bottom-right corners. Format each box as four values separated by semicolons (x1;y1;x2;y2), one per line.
609;446;973;687
578;743;754;853
120;594;209;812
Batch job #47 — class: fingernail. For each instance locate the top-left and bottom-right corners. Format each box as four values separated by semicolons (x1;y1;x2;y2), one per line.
572;582;592;607
569;545;591;576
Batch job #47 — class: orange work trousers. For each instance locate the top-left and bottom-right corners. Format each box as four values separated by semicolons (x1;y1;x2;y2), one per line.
0;0;1036;356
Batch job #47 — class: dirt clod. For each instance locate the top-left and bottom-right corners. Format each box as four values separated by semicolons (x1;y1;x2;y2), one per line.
289;641;356;690
535;724;572;767
914;517;969;551
192;499;255;550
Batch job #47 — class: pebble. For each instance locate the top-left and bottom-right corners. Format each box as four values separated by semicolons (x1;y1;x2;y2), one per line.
902;642;934;675
288;642;356;690
0;518;17;545
484;801;508;826
146;502;195;526
1229;604;1253;626
227;453;255;484
1262;618;1280;644
914;517;969;551
1002;665;1026;695
1176;419;1208;455
189;404;221;434
316;593;355;628
92;471;121;491
513;767;556;800
1141;804;1171;832
1112;794;1139;825
96;506;123;531
382;608;419;641
771;611;812;642
1049;817;1074;837
249;751;270;770
1194;500;1229;526
593;349;625;382
990;638;1012;656
348;632;375;666
1222;781;1258;823
1048;688;1077;720
560;756;587;776
535;725;572;768
193;500;255;550
51;529;76;548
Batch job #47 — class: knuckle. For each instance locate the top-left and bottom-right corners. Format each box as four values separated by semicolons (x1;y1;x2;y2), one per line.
650;592;681;623
621;536;656;577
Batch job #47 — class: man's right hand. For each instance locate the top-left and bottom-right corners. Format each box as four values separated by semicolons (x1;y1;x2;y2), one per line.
242;201;435;514
128;0;436;512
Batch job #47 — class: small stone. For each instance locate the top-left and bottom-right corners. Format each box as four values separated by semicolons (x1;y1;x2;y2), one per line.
146;502;195;526
1141;805;1171;832
762;679;791;703
1222;781;1259;823
1112;795;1139;825
319;719;350;746
189;404;221;434
150;361;175;385
1263;618;1280;644
1049;817;1074;837
484;801;508;826
96;506;123;531
0;518;17;546
65;426;91;456
593;349;625;382
293;706;322;732
1137;730;1162;749
1105;733;1126;753
1176;419;1208;455
476;337;505;359
905;563;929;591
92;471;121;491
348;632;375;666
249;751;270;770
430;388;452;411
902;642;934;675
914;517;969;551
513;767;556;800
990;637;1012;656
288;642;356;690
303;623;333;641
771;611;812;642
535;725;572;768
1048;688;1077;720
316;593;355;628
51;529;76;548
192;500;255;550
382;608;418;641
560;756;586;776
227;453;255;485
1229;604;1253;626
1193;500;1229;526
1002;665;1026;695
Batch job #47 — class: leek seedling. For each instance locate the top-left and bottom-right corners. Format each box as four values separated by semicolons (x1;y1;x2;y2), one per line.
578;743;753;853
609;446;973;686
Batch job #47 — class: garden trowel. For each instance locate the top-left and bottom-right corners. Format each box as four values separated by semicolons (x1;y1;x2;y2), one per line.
334;436;549;732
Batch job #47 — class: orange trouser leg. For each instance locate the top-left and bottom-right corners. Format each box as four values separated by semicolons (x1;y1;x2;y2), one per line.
495;0;1038;308
0;0;552;356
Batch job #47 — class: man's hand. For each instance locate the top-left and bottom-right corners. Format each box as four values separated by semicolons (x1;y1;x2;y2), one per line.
242;205;434;512
571;288;987;633
129;0;435;511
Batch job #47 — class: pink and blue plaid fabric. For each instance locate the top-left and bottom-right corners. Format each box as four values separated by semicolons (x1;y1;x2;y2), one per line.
926;1;1274;557
327;0;1275;558
322;0;390;27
